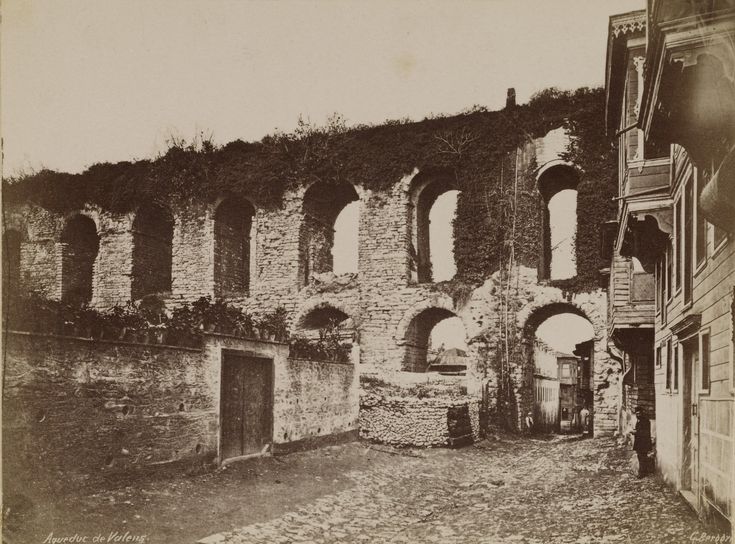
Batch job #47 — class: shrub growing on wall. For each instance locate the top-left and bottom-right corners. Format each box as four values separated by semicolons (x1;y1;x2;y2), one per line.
3;88;616;292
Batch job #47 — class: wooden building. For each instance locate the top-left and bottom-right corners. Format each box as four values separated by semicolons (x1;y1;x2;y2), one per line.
606;3;735;530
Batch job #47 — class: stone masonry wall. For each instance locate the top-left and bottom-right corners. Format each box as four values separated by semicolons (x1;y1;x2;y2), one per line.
359;394;481;447
4;127;615;437
3;330;358;490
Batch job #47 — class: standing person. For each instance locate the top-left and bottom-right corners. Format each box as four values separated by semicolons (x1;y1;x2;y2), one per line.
524;411;534;434
579;405;591;436
630;407;652;478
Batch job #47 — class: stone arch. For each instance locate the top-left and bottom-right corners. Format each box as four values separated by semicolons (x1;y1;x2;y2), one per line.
396;295;467;372
60;214;100;305
520;300;601;341
213;195;255;297
294;299;354;330
407;168;460;283
131;202;174;300
536;164;581;281
515;291;613;435
299;181;360;286
293;300;357;349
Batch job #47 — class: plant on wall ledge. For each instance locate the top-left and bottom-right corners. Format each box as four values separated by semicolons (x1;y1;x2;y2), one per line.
289;318;351;362
256;307;289;342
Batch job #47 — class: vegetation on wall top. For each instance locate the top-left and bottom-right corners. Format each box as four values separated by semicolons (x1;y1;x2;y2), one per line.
3;87;616;292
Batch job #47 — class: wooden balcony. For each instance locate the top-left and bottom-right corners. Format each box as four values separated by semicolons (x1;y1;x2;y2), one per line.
609;254;655;335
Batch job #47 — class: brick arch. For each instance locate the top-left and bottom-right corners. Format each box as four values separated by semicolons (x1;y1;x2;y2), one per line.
536;163;581;281
299;181;360;286
517;296;604;341
535;160;581;184
407;167;460;284
61;210;101;234
395;295;468;372
294;298;355;330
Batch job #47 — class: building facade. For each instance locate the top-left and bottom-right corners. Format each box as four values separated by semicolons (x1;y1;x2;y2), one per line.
606;3;735;529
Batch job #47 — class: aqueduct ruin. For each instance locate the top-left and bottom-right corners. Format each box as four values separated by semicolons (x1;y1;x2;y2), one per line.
3;92;619;439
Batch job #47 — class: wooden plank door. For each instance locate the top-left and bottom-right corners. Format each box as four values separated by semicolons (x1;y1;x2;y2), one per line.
681;340;699;498
220;352;273;461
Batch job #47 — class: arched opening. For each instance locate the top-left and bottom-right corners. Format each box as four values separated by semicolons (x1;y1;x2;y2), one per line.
214;197;255;297
538;165;579;281
292;305;355;362
332;200;359;275
299;306;350;332
300;182;359;286
526;305;595;434
61;215;100;306
403;307;466;372
3;229;22;295
409;172;460;284
131;203;174;300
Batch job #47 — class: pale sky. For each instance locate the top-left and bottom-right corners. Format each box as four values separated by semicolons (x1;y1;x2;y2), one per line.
1;0;644;176
2;0;638;353
536;313;594;353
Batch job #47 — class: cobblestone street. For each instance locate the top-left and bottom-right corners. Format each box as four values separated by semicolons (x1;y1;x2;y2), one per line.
199;436;722;544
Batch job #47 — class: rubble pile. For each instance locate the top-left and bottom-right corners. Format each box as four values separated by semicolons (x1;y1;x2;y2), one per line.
359;393;481;447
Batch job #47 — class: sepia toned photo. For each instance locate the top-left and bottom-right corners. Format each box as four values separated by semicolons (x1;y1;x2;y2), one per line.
1;1;734;543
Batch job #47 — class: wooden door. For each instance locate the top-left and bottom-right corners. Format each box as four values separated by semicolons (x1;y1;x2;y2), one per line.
220;352;273;460
681;341;699;498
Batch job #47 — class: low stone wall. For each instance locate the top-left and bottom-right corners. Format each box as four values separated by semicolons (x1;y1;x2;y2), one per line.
3;331;358;491
359;394;481;447
274;358;358;449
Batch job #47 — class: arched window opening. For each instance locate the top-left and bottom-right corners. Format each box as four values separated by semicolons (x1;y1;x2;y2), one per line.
332;200;359;275
300;182;359;286
214;197;255;297
297;306;353;340
61;215;100;306
429;190;459;282
403;307;466;372
531;310;594;434
131;203;174;300
2;229;22;295
538;166;579;281
409;172;459;284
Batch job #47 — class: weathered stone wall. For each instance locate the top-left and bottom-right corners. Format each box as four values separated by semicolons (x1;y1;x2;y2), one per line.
3;331;213;489
359;394;481;447
276;358;358;445
4;125;614;438
171;199;215;303
3;330;358;489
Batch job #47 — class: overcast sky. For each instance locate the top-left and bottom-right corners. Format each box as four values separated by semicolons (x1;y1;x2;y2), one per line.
2;0;643;177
